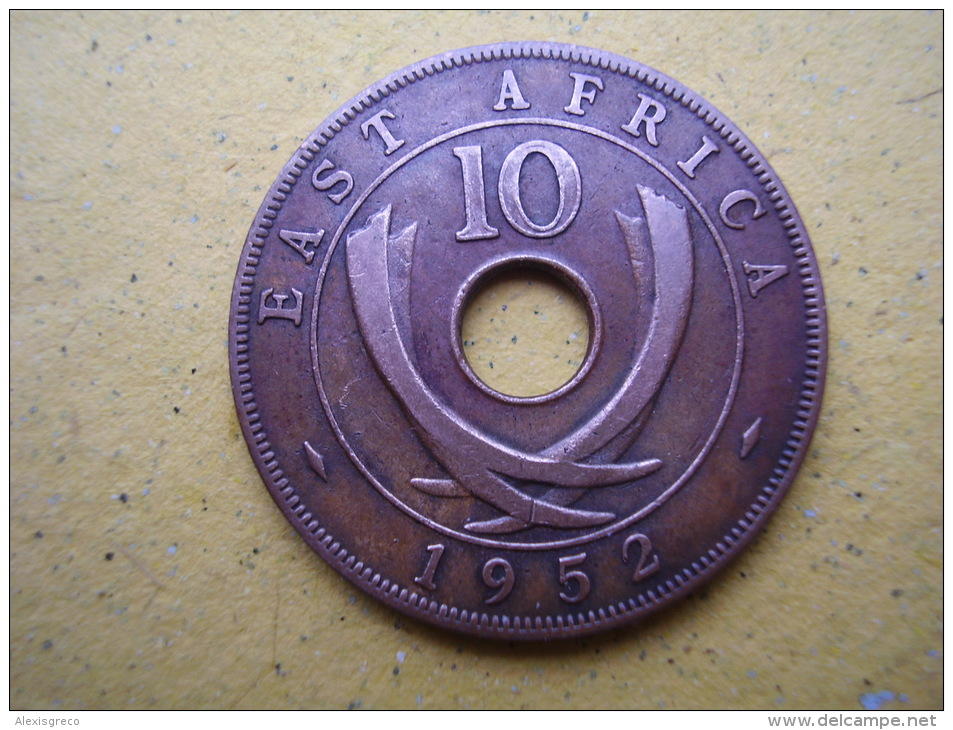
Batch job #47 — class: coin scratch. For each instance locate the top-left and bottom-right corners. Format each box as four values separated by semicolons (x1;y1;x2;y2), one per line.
339;376;362;407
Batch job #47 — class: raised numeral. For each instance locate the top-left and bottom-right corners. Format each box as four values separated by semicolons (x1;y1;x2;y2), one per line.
482;557;515;605
558;552;591;604
498;140;581;238
414;544;445;591
453;146;500;241
453;141;581;242
622;533;660;583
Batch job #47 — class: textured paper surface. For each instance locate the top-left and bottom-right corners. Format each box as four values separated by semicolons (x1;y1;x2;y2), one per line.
10;10;941;710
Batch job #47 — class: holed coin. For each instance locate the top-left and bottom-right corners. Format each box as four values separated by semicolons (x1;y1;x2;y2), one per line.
229;42;827;640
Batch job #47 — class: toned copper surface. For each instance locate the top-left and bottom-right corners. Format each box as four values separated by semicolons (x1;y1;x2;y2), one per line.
229;42;826;639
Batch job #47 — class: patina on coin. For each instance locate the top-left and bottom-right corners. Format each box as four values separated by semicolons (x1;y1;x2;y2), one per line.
229;42;826;639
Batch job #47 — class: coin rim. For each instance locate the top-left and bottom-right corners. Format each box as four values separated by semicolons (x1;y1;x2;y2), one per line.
229;41;828;640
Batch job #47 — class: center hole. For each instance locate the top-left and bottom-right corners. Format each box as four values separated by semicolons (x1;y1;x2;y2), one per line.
460;267;590;399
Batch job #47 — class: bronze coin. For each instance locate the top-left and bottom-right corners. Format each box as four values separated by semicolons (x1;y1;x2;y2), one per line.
229;42;826;639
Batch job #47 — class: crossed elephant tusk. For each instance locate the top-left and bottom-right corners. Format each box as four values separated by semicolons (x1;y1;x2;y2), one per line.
472;187;695;533
345;185;693;532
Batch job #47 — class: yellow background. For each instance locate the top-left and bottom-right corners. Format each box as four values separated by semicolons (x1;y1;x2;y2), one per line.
10;10;942;710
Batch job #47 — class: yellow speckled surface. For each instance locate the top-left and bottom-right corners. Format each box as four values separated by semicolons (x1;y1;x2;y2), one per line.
10;10;941;710
461;270;590;398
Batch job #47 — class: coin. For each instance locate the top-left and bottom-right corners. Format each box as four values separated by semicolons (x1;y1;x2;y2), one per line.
229;42;826;639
